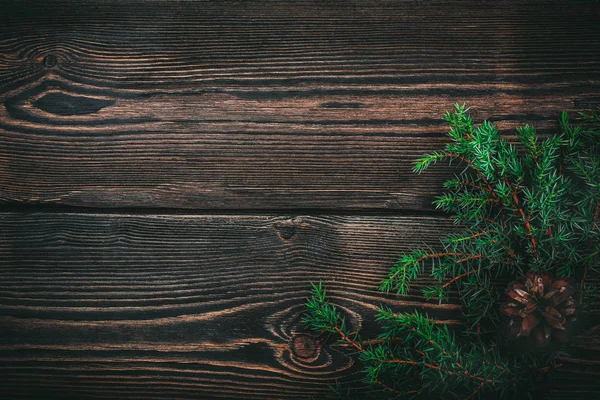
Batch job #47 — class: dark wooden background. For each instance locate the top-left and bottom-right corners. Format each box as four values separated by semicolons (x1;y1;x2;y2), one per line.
1;0;599;398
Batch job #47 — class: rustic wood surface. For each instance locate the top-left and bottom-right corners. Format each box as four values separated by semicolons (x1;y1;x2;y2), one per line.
0;212;598;399
1;0;600;210
1;0;600;399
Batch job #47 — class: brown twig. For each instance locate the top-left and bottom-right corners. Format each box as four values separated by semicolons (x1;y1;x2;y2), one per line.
460;231;492;241
375;378;400;393
333;326;363;352
506;178;537;255
483;357;507;372
464;382;485;400
332;327;401;393
458;181;493;193
443;153;499;201
333;321;492;394
455;254;486;264
442;269;477;289
388;252;464;283
348;337;403;347
385;359;493;383
489;239;517;259
453;231;516;260
452;198;502;205
417;252;461;261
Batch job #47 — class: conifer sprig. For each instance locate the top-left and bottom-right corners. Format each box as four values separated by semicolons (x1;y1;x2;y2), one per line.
304;105;599;398
385;104;599;313
304;283;515;398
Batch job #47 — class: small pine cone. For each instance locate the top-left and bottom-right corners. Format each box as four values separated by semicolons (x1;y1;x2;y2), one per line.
501;270;577;349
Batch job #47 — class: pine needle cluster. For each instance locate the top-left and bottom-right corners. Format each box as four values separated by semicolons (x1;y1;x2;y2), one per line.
303;105;600;399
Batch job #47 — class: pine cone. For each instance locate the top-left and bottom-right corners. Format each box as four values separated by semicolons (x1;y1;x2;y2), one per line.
501;270;576;348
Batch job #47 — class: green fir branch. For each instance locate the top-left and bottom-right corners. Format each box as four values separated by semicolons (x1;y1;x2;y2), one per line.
304;105;600;399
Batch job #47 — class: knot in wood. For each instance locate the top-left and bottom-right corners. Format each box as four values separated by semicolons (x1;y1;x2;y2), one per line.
277;225;296;240
290;334;319;359
42;54;58;68
274;221;296;240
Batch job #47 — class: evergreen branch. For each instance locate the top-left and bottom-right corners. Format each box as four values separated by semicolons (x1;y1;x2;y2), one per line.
444;154;494;194
331;320;403;394
480;217;499;225
340;337;403;347
332;327;400;394
415;152;498;202
331;326;405;394
305;106;600;399
414;152;476;173
464;382;485;400
455;254;485;264
381;251;462;295
489;239;517;259
383;358;493;383
303;282;400;394
457;180;493;193
579;107;600;123
375;309;509;393
506;178;538;255
383;251;498;296
449;231;492;243
333;326;363;352
377;380;400;394
442;269;477;289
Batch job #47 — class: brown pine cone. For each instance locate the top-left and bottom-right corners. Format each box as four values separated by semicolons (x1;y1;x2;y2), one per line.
501;270;577;349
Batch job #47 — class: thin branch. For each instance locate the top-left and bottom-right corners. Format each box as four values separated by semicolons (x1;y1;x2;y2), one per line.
333;326;363;352
458;181;493;193
331;326;401;394
506;178;537;255
464;382;485;400
333;318;494;393
480;217;499;225
344;337;403;347
442;153;499;201
375;378;400;393
385;359;493;383
452;198;502;205
489;239;517;259
387;252;462;283
455;254;486;264
442;269;477;289
451;231;491;242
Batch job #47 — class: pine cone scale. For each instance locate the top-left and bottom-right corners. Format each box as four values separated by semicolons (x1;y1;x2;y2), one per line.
507;288;532;304
520;313;541;336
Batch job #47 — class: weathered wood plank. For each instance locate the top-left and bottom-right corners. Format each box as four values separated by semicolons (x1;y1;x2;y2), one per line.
0;212;460;399
1;0;599;210
0;212;598;399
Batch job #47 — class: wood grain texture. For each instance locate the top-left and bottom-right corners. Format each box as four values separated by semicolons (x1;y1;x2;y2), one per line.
0;212;599;399
2;1;600;399
1;0;599;210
